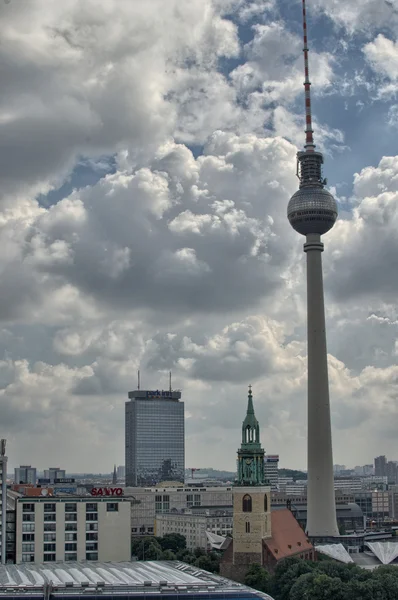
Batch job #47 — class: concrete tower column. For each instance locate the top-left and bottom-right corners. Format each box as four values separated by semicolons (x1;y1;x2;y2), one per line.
304;233;339;537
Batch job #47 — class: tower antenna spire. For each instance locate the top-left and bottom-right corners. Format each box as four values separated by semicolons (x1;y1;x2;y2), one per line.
302;0;315;152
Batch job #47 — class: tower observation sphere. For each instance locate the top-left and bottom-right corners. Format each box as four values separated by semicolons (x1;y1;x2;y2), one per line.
287;186;338;236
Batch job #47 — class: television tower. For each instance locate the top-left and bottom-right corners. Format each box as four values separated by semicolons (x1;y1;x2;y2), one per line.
287;0;339;537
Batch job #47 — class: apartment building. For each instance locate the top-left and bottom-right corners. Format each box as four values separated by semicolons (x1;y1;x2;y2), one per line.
155;509;232;551
16;496;131;564
127;486;233;535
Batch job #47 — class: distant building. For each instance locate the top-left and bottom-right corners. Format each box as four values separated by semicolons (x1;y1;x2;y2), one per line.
125;389;184;486
14;466;37;486
127;485;233;536
117;465;125;479
155;508;233;550
387;461;398;484
375;456;387;478
264;455;279;490
334;478;362;492
43;468;66;482
15;495;131;564
0;440;7;564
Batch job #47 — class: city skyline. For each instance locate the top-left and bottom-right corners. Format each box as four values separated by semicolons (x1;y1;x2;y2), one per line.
0;0;397;471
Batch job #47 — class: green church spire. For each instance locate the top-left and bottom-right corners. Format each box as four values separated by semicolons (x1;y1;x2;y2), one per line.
236;386;265;486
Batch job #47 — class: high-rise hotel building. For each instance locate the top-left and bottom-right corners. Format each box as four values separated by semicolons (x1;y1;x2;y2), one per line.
125;389;185;486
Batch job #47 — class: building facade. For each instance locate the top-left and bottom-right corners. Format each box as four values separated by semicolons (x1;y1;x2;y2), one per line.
0;441;7;564
375;456;387;478
43;468;66;482
125;389;184;486
14;466;36;486
264;455;279;491
15;496;131;564
155;509;233;551
127;485;233;535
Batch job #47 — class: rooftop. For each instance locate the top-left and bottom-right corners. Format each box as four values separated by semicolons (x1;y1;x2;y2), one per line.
264;509;313;561
0;561;273;598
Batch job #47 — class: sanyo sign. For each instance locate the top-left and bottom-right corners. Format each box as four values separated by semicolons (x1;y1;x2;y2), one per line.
90;487;123;497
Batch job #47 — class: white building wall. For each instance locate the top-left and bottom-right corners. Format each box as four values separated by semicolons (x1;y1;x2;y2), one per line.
127;486;233;535
155;512;233;550
16;498;131;564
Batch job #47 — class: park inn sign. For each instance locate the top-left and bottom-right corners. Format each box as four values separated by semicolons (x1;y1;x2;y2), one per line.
90;487;123;497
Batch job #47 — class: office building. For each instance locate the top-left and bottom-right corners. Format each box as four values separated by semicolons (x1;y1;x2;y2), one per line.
125;389;184;486
15;495;131;564
127;485;233;535
0;441;7;564
264;455;279;490
117;465;125;479
375;456;387;478
14;467;36;486
0;562;276;600
155;508;233;551
287;0;339;538
43;468;66;482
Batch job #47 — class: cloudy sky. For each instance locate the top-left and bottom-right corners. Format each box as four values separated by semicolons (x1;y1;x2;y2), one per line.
2;0;398;473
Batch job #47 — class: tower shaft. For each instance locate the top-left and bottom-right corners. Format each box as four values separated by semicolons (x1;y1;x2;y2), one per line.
304;233;338;537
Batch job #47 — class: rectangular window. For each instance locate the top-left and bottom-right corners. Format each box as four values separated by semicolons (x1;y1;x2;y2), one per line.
86;542;98;552
22;554;35;563
65;533;77;542
44;513;56;522
65;523;77;531
65;553;77;561
65;503;77;512
43;543;56;552
22;534;35;542
194;494;201;507
86;513;98;521
44;503;56;512
86;523;98;531
43;554;56;562
106;503;118;512
44;533;56;542
22;504;35;513
65;543;77;552
86;503;97;512
22;543;35;553
86;532;98;541
22;523;35;533
245;522;251;533
65;513;77;522
86;552;98;561
22;514;35;522
44;523;56;532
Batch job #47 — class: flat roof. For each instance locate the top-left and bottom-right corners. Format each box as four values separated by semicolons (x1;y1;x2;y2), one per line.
0;561;274;598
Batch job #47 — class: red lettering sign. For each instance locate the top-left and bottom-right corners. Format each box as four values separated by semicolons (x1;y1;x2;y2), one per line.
90;487;123;497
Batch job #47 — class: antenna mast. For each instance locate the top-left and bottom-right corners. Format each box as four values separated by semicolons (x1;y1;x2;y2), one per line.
169;371;172;393
137;370;140;391
302;0;315;152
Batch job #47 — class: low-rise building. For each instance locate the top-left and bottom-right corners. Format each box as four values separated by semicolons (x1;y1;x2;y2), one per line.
15;496;131;564
155;508;233;550
127;485;233;535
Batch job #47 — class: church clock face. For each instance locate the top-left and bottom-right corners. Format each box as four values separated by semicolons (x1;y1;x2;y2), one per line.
245;458;253;465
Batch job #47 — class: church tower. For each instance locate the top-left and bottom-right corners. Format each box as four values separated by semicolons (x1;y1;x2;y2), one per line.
233;386;271;566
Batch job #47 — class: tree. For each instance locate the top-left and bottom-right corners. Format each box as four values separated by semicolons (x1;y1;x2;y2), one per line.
159;533;186;553
131;536;162;560
346;578;387;600
244;564;271;594
272;559;315;600
289;572;350;600
162;549;176;560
